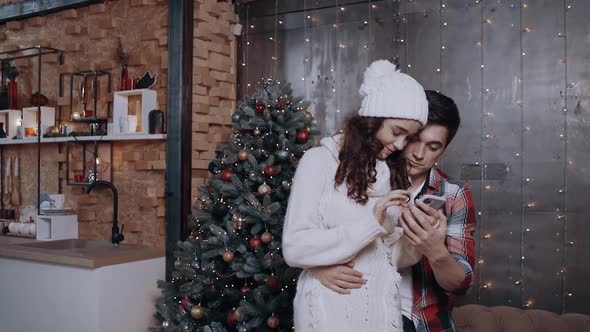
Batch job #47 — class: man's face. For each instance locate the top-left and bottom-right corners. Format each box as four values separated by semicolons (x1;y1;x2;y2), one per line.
402;124;449;178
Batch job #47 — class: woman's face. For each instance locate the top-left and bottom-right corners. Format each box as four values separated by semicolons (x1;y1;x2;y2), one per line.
375;118;422;160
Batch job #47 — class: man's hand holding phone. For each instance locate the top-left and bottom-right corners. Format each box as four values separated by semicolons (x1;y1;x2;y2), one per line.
400;195;448;259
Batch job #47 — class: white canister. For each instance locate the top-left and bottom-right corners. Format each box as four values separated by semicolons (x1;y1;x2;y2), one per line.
8;222;19;234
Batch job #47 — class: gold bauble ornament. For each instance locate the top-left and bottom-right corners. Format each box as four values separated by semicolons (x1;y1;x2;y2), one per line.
267;315;280;329
190;304;205;320
261;231;273;244
174;258;182;269
238;150;249;161
223;250;235;263
232;213;245;230
253;128;261;136
258;182;271;195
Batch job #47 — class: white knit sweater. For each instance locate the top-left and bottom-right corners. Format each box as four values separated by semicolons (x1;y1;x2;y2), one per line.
283;135;421;332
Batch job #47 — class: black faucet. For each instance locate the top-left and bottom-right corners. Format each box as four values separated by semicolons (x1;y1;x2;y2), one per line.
86;180;124;245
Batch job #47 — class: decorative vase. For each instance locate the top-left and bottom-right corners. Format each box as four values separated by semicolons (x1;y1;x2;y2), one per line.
148;109;164;134
120;64;130;91
7;81;17;109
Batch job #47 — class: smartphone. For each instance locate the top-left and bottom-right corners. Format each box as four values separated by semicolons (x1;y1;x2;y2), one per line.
417;194;446;210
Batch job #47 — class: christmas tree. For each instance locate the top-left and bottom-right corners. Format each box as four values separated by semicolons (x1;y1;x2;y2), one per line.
152;81;316;332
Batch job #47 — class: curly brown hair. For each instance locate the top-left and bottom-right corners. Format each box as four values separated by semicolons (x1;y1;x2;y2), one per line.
334;115;410;205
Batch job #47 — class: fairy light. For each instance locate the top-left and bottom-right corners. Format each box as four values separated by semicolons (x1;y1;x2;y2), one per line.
518;0;528;309
476;0;485;301
560;0;570;314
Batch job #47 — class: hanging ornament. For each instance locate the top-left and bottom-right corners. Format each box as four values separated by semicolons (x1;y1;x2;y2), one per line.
241;284;250;296
304;110;312;119
223;250;235;263
227;309;239;327
238;150;249;161
162;320;172;327
275;150;289;160
205;284;217;297
190;258;200;269
267;314;280;329
261;231;273;244
253;127;261;136
255;103;265;114
296;130;311;143
276;102;284;109
220;169;233;181
258;182;272;195
286;99;292;105
181;296;192;309
263;134;278;149
232;213;244;227
281;180;292;190
266;275;281;290
211;202;229;220
190;304;205;320
231;112;242;123
208;161;220;174
249;236;262;249
174;258;183;269
264;165;278;176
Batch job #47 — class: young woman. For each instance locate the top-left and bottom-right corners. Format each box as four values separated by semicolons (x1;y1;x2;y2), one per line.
282;60;429;331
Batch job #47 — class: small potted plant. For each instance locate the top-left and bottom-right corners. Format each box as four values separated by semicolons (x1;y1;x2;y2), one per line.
2;61;20;109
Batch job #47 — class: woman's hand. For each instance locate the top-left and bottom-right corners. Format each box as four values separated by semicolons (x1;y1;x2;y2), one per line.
309;262;366;295
373;189;410;225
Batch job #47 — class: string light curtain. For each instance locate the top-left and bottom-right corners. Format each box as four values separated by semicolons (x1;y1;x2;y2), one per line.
238;0;590;314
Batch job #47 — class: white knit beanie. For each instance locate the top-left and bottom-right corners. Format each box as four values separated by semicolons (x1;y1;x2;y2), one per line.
358;60;428;125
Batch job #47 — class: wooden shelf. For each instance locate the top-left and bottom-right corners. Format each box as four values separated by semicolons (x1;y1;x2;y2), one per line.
0;134;166;145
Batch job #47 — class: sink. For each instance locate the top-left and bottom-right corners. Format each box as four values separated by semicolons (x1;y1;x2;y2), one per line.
15;239;115;250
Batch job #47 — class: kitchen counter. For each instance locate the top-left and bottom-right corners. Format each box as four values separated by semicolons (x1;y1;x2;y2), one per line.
0;235;165;332
0;235;164;268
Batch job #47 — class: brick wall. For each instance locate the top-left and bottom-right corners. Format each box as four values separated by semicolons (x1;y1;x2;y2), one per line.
191;0;237;197
0;0;169;249
0;0;238;247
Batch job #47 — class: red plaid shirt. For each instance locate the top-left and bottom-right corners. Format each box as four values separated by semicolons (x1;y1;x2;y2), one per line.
410;167;476;332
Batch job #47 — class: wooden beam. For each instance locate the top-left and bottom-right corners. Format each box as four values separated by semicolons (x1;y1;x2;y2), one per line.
165;0;193;279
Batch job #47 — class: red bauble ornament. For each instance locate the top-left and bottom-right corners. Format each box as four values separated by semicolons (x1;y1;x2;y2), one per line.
241;284;250;296
249;236;261;249
266;275;281;290
276;102;284;109
227;310;239;327
296;130;310;143
267;315;280;329
181;296;191;309
264;165;278;176
220;169;233;181
255;103;266;114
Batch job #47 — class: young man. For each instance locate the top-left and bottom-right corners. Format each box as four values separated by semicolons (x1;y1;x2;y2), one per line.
309;91;476;332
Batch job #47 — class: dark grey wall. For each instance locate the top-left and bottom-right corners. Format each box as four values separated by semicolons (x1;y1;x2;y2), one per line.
238;0;590;314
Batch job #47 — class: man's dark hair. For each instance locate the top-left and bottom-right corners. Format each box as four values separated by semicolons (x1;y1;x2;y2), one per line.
425;90;461;146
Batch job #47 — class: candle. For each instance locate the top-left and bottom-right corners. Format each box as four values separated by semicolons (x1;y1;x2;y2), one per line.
14;157;18;176
6;156;11;178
